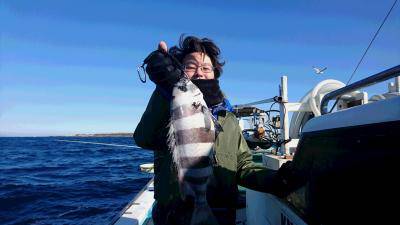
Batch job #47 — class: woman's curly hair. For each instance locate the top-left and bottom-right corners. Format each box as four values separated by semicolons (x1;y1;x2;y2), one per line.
169;35;225;78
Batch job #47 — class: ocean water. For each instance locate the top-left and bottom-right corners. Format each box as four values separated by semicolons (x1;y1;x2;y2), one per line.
0;137;153;225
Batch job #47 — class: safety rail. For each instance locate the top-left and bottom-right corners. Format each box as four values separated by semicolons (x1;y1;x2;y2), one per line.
320;65;400;114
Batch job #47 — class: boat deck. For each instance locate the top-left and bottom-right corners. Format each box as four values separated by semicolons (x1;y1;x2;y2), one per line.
112;178;248;225
112;179;155;225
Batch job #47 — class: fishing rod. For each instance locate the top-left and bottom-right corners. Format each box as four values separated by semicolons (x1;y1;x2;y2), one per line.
56;139;136;148
56;140;154;173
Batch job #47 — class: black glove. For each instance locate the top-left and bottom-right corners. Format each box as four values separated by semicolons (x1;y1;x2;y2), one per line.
143;50;183;92
274;161;306;198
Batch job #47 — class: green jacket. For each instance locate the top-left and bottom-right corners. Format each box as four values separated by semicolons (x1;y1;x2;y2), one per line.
134;89;281;209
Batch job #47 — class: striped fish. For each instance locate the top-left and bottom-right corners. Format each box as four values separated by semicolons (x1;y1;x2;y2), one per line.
167;77;219;225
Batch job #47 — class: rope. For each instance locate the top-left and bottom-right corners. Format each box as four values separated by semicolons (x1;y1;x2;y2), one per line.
56;139;136;148
329;0;398;113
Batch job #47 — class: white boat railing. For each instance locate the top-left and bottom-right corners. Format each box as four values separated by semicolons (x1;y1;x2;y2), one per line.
320;64;400;114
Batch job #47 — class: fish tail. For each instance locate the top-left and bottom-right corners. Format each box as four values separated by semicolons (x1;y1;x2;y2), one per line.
190;203;219;225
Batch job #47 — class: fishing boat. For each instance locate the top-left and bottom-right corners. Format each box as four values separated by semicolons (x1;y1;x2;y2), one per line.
110;65;400;225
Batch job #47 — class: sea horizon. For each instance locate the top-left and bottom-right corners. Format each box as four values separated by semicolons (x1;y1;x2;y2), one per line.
0;132;135;138
0;136;153;225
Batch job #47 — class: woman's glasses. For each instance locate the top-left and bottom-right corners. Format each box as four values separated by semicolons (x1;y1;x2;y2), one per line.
183;63;214;74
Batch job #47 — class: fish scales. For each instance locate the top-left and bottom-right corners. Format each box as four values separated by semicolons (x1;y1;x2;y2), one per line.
168;77;219;225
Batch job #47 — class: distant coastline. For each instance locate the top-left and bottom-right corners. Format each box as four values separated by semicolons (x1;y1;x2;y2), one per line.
74;133;133;137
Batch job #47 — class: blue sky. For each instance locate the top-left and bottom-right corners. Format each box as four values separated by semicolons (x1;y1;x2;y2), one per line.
1;0;399;136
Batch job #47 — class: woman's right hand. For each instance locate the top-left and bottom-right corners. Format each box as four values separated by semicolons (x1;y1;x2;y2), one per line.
143;41;182;91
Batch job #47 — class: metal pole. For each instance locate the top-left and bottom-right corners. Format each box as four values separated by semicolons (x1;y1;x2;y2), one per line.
279;76;290;155
395;76;400;92
233;97;276;108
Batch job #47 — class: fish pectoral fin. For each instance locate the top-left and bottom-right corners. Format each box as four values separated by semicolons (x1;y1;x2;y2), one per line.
202;107;212;131
202;106;223;133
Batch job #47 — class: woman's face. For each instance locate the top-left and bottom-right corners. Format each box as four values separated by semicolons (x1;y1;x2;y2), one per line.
182;52;215;80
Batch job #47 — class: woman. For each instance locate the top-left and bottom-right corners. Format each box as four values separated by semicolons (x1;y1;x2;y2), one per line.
134;35;300;225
